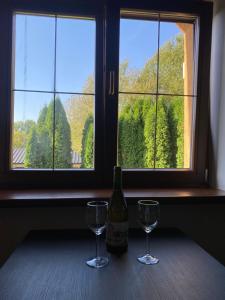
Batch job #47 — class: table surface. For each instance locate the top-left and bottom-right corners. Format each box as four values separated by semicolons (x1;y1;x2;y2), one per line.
0;229;225;300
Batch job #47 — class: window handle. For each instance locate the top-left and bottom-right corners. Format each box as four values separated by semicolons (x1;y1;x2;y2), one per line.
109;71;115;96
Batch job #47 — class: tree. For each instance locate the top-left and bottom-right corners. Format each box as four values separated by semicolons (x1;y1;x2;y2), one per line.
13;129;26;148
155;98;176;168
25;98;72;169
143;99;156;168
45;98;72;168
13;120;36;148
37;106;52;168
137;35;184;94
65;76;94;154
81;115;94;168
54;98;72;168
118;34;184;169
172;97;184;167
118;100;145;168
24;127;40;168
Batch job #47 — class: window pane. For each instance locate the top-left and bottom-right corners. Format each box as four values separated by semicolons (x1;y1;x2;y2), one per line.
159;21;195;95
12;91;53;169
56;17;95;93
14;14;55;91
119;18;158;93
118;95;195;169
155;96;195;169
13;13;96;170
118;95;156;169
63;94;94;169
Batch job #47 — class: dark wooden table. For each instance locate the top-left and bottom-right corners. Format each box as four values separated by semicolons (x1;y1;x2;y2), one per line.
0;229;225;300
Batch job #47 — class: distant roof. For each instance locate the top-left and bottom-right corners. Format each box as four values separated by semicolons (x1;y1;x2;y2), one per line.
13;148;82;165
13;148;25;164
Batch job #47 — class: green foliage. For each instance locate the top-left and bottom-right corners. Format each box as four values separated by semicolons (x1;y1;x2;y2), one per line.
37;105;52;168
25;98;72;168
81;115;94;168
172;97;184;167
81;36;184;168
118;97;179;169
155;98;176;168
118;100;145;168
65;77;94;153
24;127;40;167
143;99;156;168
118;34;185;169
54;98;72;168
13;120;36;148
158;35;184;94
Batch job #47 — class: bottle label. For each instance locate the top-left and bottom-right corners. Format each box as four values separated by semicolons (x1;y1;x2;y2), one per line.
106;222;128;247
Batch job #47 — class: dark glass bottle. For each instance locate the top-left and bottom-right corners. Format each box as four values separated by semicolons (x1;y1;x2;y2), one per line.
106;166;128;254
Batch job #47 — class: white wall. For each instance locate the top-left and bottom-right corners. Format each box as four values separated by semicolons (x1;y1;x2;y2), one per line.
209;0;225;189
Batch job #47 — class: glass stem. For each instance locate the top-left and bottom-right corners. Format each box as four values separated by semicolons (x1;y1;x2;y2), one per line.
96;233;100;260
146;232;150;255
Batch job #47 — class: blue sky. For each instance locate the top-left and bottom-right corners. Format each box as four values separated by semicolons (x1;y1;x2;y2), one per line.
14;14;179;122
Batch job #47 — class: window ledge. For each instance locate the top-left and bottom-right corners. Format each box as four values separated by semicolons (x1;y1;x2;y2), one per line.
0;188;225;207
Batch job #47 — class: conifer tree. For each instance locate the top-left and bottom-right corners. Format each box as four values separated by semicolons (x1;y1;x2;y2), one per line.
155;98;176;168
24;127;40;168
81;115;94;168
118;100;145;168
143;99;156;168
37;106;52;168
172;97;184;167
46;98;72;168
25;98;72;169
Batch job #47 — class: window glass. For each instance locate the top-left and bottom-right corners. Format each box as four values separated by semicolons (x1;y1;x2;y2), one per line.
119;11;196;169
12;13;96;169
119;18;158;93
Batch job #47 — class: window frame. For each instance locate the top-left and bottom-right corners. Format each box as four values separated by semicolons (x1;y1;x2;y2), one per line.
104;1;212;188
0;0;213;188
0;0;106;188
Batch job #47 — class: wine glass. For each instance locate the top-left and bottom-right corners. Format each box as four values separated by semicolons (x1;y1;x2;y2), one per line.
86;201;109;268
137;200;160;265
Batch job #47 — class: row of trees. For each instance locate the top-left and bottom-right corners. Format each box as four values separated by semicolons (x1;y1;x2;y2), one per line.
80;95;183;169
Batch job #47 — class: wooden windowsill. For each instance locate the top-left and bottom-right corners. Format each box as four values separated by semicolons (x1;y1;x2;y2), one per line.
0;188;225;207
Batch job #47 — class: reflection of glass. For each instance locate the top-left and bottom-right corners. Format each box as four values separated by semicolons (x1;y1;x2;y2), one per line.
86;201;109;269
137;200;160;265
119;17;158;93
12;13;96;170
14;14;55;91
56;17;95;93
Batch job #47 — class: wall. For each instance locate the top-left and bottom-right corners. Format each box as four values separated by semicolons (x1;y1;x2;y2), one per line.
210;0;225;189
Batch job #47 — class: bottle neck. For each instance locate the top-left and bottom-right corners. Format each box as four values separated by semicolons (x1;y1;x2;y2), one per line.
113;167;122;191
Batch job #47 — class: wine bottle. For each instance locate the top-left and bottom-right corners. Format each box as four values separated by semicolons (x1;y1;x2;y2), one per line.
106;166;128;254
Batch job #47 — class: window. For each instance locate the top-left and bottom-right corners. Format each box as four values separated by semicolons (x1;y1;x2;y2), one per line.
118;12;196;170
12;13;95;170
0;0;212;188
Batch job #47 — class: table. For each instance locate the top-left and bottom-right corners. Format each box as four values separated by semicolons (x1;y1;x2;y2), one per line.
0;229;225;300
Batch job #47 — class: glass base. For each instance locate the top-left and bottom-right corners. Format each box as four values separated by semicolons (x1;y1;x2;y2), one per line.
86;256;109;268
137;254;159;265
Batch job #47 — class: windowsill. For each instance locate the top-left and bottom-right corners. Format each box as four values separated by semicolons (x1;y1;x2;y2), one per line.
0;188;225;207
